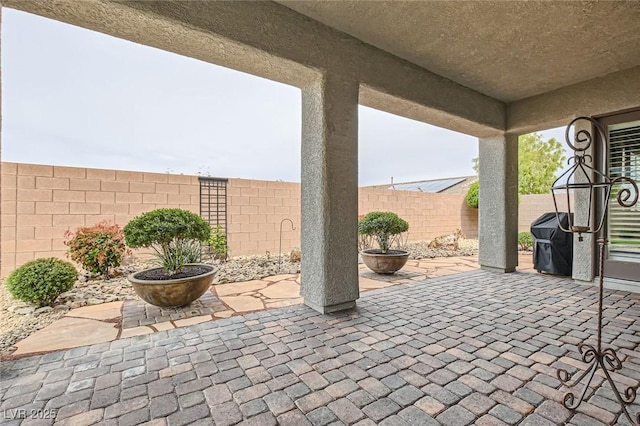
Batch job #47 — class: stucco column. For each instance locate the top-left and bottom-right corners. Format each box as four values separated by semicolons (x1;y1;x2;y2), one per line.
0;4;3;273
300;74;359;313
478;133;519;272
572;120;596;282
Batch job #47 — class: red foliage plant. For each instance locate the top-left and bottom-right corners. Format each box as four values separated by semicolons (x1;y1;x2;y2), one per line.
64;221;129;278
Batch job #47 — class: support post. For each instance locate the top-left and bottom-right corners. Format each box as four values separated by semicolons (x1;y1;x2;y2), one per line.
572;121;596;283
478;133;519;272
300;74;359;313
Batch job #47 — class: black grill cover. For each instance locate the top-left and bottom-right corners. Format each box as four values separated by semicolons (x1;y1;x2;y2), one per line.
530;212;573;276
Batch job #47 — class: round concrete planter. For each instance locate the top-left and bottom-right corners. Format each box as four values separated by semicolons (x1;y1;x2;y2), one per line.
360;249;410;274
127;264;215;307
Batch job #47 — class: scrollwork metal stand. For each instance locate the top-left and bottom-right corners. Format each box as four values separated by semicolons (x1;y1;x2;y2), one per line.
557;238;640;424
551;117;640;424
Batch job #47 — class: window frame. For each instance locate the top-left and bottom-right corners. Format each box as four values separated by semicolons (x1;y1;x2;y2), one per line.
596;108;640;282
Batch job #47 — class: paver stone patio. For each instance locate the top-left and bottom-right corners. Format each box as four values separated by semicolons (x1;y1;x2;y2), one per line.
5;255;536;358
2;266;640;425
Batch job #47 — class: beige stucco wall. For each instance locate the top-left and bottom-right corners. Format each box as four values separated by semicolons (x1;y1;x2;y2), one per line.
1;162;558;276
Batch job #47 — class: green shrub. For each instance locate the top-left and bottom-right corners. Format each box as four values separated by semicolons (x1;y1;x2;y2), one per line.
6;258;78;307
518;232;534;251
64;221;127;278
465;181;479;209
208;225;228;259
358;211;409;253
124;208;211;274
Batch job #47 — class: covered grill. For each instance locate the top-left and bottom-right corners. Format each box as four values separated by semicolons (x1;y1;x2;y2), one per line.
531;212;574;276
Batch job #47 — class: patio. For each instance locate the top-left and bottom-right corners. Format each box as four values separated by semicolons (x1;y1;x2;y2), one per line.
1;2;639;425
6;255;496;356
2;269;640;425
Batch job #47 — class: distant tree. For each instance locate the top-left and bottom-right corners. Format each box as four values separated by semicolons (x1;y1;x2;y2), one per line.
472;133;565;195
465;181;479;209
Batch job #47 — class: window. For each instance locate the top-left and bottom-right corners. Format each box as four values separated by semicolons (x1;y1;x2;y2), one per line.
598;109;640;282
607;121;640;262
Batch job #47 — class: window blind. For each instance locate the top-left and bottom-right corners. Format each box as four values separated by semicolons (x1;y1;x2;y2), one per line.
608;122;640;262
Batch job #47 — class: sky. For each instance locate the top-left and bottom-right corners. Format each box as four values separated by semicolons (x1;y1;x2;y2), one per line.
2;9;567;186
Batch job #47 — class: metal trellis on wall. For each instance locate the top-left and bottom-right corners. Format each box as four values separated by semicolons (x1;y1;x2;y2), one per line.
198;177;228;254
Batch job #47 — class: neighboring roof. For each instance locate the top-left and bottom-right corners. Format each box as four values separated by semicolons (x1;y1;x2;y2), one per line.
391;177;465;193
368;176;478;194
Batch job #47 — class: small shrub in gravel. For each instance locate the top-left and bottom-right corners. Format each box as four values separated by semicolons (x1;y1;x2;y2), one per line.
64;221;128;278
208;225;228;260
518;232;534;251
6;258;78;307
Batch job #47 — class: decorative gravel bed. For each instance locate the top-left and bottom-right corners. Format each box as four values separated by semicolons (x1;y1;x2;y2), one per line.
0;254;301;353
0;239;479;354
405;238;479;259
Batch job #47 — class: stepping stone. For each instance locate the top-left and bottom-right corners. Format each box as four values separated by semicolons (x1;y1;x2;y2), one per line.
174;315;212;328
430;269;461;277
13;317;118;355
409;275;427;281
65;301;123;320
120;325;154;339
214;280;268;297
219;296;265;313
263;274;298;282
259;281;300;299
152;321;175;331
266;298;303;309
359;277;394;290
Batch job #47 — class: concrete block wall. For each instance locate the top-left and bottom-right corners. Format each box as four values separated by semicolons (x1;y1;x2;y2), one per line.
1;162;558;276
0;162;200;277
358;187;478;240
519;193;571;233
226;178;301;257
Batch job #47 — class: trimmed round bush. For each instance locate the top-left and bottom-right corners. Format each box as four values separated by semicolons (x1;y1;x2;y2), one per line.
124;208;211;274
465;181;479;209
358;211;409;253
124;208;211;248
6;258;78;307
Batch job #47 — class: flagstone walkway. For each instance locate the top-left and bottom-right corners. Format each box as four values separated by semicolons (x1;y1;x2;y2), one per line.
8;255;535;357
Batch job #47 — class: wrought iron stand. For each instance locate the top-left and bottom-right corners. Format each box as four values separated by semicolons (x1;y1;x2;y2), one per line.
550;116;640;424
557;238;639;424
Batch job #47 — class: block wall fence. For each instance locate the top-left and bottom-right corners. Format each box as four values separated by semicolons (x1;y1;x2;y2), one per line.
0;162;559;277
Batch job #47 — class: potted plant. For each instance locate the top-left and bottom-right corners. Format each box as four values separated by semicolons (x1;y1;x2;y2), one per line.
358;211;410;274
123;208;214;307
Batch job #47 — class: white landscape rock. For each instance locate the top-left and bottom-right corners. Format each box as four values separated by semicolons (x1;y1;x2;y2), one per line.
34;306;53;315
14;307;35;315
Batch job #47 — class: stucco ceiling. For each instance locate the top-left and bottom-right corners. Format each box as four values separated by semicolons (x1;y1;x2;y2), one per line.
278;1;640;103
